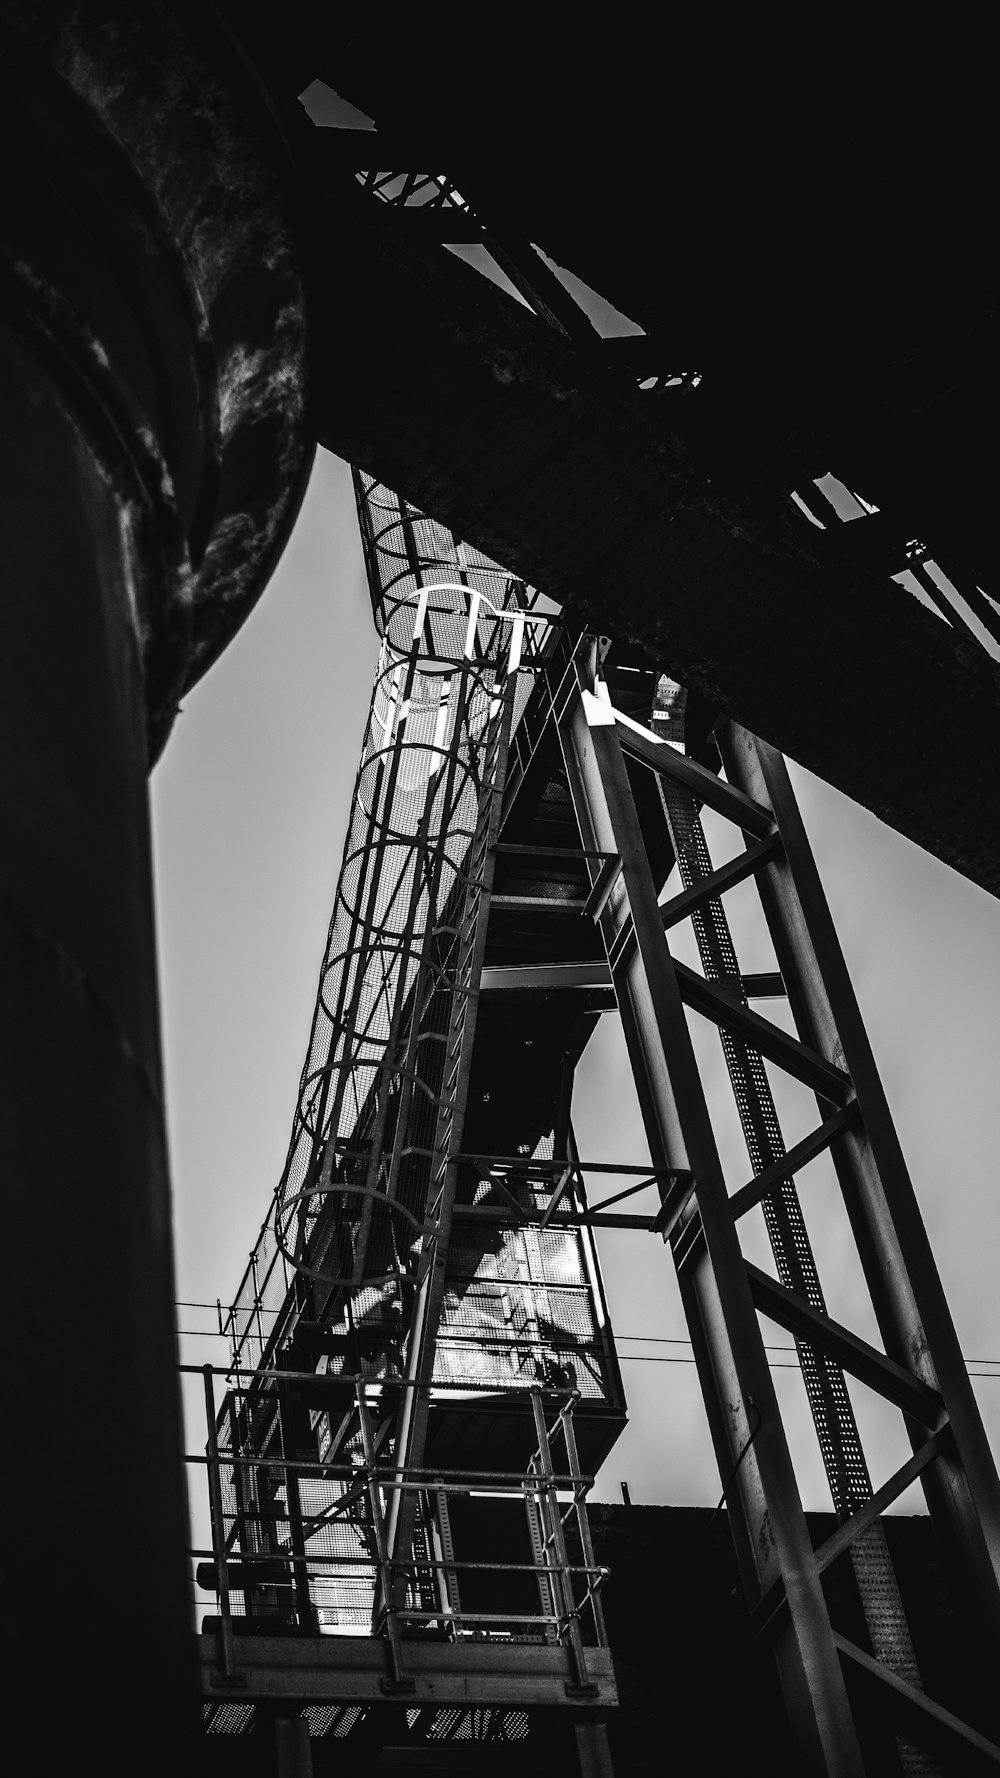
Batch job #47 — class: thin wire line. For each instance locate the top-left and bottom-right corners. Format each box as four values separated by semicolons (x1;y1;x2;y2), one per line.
177;1303;1000;1368
172;1321;1000;1375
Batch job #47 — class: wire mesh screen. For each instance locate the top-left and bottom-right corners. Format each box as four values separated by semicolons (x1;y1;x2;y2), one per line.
225;478;555;1375
438;1172;609;1398
274;532;538;1294
222;478;615;1416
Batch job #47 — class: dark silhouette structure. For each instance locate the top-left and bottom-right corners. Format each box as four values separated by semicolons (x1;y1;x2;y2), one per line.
1;7;996;1774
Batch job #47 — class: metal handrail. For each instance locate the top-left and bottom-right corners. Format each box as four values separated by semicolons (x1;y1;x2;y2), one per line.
190;1367;608;1684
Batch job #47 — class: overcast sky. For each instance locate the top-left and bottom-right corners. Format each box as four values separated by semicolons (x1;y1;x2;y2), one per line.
153;447;1000;1515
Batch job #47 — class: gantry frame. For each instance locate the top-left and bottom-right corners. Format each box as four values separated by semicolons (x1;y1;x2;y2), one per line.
205;470;1000;1771
548;637;1000;1774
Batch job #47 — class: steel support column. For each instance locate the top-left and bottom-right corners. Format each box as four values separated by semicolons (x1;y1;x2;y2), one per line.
275;1714;313;1778
575;1719;616;1778
721;725;1000;1656
557;674;865;1776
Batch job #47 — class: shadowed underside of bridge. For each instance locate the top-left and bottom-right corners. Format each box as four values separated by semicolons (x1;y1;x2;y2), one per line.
217;11;999;895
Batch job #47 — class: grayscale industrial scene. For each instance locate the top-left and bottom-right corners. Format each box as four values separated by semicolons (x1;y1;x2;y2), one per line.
2;8;998;1775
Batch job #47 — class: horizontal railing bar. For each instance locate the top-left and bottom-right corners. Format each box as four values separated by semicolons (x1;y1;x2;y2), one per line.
450;1205;662;1229
179;1362;585;1393
207;1608;568;1634
492;843;617;860
183;1453;593;1487
452;1154;678;1176
813;1429;950;1577
396;1610;563;1625
190;1549;607;1577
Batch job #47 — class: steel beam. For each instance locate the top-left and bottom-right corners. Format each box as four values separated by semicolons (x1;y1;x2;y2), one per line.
659;832;784;929
722;725;1000;1663
728;1104;860;1220
557;676;866;1776
745;1265;944;1424
199;1636;618;1708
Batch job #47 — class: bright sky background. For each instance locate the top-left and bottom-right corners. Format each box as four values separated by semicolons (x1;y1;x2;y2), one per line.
153;446;1000;1519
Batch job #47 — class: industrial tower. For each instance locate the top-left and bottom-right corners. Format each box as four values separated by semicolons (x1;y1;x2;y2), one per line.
2;8;998;1776
190;474;1000;1775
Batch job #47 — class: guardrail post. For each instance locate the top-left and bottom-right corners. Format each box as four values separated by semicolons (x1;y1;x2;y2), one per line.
558;1397;608;1647
530;1388;593;1692
356;1383;411;1691
202;1365;236;1680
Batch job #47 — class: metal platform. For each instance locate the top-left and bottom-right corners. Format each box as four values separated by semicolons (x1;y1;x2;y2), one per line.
199;1634;616;1709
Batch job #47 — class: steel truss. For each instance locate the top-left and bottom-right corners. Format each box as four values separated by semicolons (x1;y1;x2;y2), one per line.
203;484;623;1777
193;1363;609;1692
547;637;1000;1775
348;152;1000;683
207;463;1000;1772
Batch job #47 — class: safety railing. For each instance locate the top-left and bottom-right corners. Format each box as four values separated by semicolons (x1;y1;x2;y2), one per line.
186;1365;609;1696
